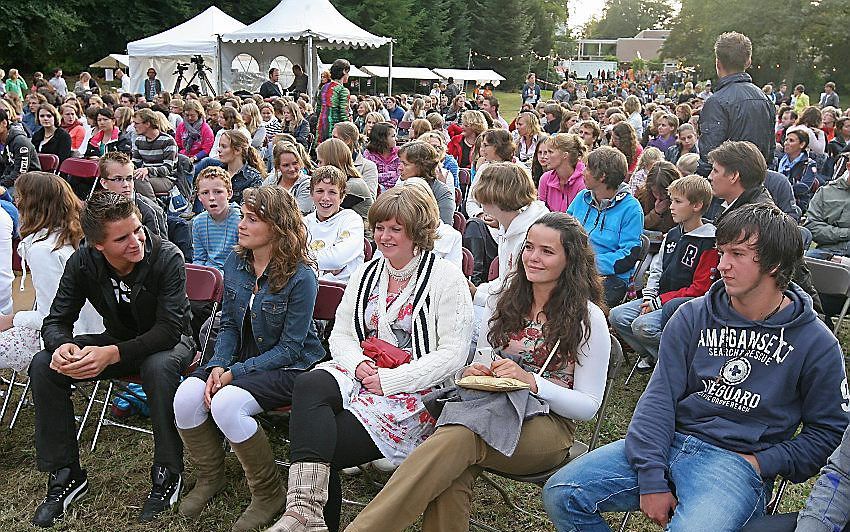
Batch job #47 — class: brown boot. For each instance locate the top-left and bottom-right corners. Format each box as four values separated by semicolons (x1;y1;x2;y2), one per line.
177;419;227;517
266;461;330;532
231;427;285;532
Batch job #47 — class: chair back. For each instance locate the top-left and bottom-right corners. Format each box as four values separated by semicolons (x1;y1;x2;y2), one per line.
589;335;624;451
59;157;99;179
487;257;499;282
458;168;472;187
398;120;412;131
461;248;474;277
805;257;850;297
454;186;462;208
315;281;346;321
364;238;374;261
185;264;224;304
37;153;60;173
452;211;467;234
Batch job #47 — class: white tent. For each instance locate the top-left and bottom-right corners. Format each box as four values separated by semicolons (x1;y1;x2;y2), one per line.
127;7;245;95
432;68;506;86
219;0;392;98
360;66;440;80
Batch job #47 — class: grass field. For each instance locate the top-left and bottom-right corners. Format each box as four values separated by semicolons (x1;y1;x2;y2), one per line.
0;278;847;531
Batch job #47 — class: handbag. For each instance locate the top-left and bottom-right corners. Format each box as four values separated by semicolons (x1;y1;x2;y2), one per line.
360;337;411;369
457;339;560;393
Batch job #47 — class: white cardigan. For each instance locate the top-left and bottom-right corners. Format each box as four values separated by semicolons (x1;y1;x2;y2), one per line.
329;252;474;396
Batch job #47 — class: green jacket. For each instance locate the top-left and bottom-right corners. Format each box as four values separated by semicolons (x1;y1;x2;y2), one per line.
803;174;850;247
4;78;27;99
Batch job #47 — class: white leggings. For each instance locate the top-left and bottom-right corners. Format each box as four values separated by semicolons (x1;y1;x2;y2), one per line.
173;376;263;443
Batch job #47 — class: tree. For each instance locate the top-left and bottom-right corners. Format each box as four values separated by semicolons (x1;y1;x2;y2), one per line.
588;0;675;39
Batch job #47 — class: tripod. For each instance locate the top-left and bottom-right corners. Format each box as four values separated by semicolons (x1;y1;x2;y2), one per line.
183;65;217;97
172;67;188;95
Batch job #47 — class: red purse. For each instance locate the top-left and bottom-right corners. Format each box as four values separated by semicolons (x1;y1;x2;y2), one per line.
360;337;411;369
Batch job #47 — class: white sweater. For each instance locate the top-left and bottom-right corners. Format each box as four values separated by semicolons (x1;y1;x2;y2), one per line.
474;302;610;421
304;209;365;284
15;230;104;334
329;253;474;396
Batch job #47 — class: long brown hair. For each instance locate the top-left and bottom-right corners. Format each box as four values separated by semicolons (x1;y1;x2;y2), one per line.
237;186;312;292
612;121;639;168
488;212;605;369
222;129;267;178
16;171;84;250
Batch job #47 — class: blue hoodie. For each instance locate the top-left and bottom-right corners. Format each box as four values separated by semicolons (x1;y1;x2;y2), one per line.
626;281;849;495
567;182;644;281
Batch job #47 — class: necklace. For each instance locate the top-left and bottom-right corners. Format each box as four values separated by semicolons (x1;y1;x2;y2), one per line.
386;253;420;282
762;294;786;321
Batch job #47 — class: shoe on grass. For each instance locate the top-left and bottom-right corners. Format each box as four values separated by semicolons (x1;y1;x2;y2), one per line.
635;356;656;374
139;464;182;523
32;467;88;528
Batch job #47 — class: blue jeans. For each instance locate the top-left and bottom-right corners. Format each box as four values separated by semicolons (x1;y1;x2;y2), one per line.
543;434;771;532
602;275;628;309
609;299;661;359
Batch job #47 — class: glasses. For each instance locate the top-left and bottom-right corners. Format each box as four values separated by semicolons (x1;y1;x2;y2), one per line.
103;176;134;184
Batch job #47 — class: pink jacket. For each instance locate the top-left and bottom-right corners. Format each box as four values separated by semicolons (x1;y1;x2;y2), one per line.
538;160;586;212
176;120;215;159
364;146;401;189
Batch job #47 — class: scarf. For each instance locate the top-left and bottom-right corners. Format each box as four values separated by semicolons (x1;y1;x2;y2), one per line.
181;119;203;153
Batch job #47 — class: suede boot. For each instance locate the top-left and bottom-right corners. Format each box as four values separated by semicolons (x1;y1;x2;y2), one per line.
266;461;330;532
178;419;226;517
231;427;285;532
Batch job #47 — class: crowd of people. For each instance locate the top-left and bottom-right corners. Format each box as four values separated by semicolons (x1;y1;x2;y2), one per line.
0;30;848;532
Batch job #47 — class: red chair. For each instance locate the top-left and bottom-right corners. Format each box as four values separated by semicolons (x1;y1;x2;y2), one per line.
452;211;467;234
487;257;499;282
315;280;346;322
59;157;100;198
398;120;412;131
461;248;474;278
458;168;472;188
87;264;224;451
37;153;60;173
364;238;374;261
454;187;462;208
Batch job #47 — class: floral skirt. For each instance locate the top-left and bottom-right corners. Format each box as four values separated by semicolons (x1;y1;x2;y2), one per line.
316;361;436;465
0;326;42;372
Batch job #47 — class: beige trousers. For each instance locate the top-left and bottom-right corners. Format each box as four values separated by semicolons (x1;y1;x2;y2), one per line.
345;414;575;532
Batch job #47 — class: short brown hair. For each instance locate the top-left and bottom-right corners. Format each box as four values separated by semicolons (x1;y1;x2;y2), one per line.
473;162;537;211
98;151;132;179
398;141;440;182
82;191;142;244
196;166;233;192
714;32;752;72
708;140;767;189
667;174;714;214
586;146;628;189
310;165;348;195
482;129;516;162
367;186;438;251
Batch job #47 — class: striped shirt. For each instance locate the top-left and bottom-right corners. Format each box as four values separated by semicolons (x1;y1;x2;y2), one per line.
132;132;177;179
192;204;241;271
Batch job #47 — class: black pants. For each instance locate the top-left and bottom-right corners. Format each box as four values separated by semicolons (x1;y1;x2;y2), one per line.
288;370;381;532
29;333;195;474
462;218;498;286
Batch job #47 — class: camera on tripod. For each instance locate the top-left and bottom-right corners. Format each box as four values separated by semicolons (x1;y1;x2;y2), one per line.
174;62;190;75
173;55;216;97
190;55;209;71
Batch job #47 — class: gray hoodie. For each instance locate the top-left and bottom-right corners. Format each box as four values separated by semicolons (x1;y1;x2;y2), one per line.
797;422;850;532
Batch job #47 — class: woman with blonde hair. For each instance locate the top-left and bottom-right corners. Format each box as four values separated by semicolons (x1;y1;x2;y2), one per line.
364;111;384;138
402;97;426;123
269;184;474;532
174;185;324;532
513;111;542;164
265;141;313;215
333;121;378;197
219;130;265;204
176;99;214;165
281;100;310;149
447;110;487;169
623;95;643;138
628;146;664;195
409;118;432;140
240;102;267;150
538;133;588;212
317;138;373;220
397;140;455;224
420;131;458;189
354;100;375;133
0;171;102;372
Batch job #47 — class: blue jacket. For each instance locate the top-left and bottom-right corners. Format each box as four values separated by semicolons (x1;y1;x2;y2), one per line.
779;150;819;213
626;282;849;495
567;183;644;281
205;254;324;377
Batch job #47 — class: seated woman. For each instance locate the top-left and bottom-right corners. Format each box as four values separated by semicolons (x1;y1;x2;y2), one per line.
73;71;99;97
780;127;819;213
218;130;265;205
610;122;643;179
635;160;680;233
448;110;487;170
332;121;378;198
32;103;72;163
172;185;325;532
396;140;455;224
364;111;384;138
59;104;86;156
240;102;267;151
420;131;459;190
0;171;102;373
304;166;365;283
317;138;374;221
344;212;611;532
363;122;401;190
175;100;215;167
538;133;588;212
264;141;313;215
401;177;462;268
280;101;310;150
83;108;131;158
268;185;474;532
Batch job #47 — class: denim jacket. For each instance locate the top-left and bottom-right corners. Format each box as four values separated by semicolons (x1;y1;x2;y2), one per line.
205;253;324;378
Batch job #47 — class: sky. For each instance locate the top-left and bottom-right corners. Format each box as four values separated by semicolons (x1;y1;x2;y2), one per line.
568;0;606;31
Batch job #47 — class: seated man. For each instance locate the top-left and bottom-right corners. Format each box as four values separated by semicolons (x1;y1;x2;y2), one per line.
131;108;178;200
543;203;849;532
0;108;40;195
98;151;168;238
567;145;644;307
804;153;850;259
29;192;195;527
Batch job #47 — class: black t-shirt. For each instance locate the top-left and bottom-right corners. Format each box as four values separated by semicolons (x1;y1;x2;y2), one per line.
109;272;138;334
460;139;473;169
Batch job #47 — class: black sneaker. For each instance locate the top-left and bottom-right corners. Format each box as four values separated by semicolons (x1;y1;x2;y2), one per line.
32;468;89;528
138;464;182;523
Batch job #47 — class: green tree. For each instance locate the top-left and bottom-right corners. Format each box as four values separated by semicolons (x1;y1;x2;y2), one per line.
588;0;674;39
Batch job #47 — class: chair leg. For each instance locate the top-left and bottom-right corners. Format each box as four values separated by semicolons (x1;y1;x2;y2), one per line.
833;298;850;335
9;378;30;430
90;381;114;452
479;473;546;522
0;370;17;423
77;381;101;441
619;511;631;531
623;358;640;386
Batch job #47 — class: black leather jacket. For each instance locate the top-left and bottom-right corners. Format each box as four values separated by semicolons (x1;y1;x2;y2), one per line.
696;73;776;177
42;229;194;362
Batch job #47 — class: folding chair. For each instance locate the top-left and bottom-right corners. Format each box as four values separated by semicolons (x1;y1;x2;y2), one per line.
804;256;850;334
458;168;472;214
37;153;60;174
453;211;467;234
59;157;100;199
0;370;25;425
87;264;223;451
461;248;474;278
363;237;374;261
487;257;499;282
471;336;625;532
620;234;654;386
454;186;462;209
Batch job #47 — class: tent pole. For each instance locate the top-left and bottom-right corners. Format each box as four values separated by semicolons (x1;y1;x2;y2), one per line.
388;41;393;97
215;35;222;95
307;35;314;104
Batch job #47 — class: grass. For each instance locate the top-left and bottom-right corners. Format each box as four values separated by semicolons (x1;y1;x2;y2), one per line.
1;275;847;531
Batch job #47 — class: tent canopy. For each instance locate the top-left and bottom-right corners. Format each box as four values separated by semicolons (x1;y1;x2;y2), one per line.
432;68;506;83
128;6;244;56
220;0;391;48
360;66;440;80
89;54;129;69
